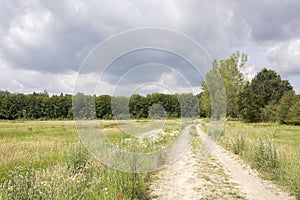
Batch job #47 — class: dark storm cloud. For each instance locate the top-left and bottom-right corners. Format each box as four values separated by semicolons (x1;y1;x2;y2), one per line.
1;0;300;93
232;0;300;42
101;49;203;87
0;0;250;74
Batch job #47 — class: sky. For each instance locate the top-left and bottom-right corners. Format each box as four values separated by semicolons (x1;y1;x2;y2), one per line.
0;0;300;96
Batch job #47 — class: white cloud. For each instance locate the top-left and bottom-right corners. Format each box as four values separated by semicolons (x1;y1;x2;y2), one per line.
0;58;77;94
265;38;300;75
1;0;300;93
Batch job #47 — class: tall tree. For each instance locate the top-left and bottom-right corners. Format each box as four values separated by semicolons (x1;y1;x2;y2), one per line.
277;90;296;124
219;51;247;118
287;95;300;125
200;51;246;118
238;68;292;122
96;95;112;119
177;93;199;117
129;94;148;119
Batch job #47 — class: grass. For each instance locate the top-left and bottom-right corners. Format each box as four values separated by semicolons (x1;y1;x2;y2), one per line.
0;121;77;179
214;120;300;199
0;119;183;199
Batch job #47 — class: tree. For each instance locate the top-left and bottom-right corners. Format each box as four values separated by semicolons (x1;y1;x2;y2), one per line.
146;93;180;118
177;93;199;117
238;82;257;122
129;94;148;119
238;68;292;122
261;100;278;122
277;90;296;124
287;95;300;125
200;62;226;120
111;96;130;119
200;51;246;119
219;51;247;118
95;95;112;119
72;93;95;120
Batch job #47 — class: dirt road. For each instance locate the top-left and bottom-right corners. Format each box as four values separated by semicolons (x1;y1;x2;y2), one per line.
148;125;294;200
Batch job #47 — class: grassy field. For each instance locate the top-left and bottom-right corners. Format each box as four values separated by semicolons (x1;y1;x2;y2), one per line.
200;120;300;199
0;119;182;199
3;119;298;199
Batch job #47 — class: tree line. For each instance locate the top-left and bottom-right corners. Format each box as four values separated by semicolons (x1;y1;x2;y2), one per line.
0;91;200;120
199;51;299;125
1;51;299;124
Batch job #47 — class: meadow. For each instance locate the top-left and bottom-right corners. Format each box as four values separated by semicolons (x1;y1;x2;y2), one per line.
0;119;182;199
200;120;300;199
2;119;299;199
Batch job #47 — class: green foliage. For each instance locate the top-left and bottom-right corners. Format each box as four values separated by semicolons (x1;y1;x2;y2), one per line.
111;96;130;119
0;159;151;200
219;51;247;118
129;94;148;119
66;144;90;173
146;93;181;118
286;95;300;125
200;54;296;124
278;90;296;124
0;91;73;120
72;93;95;120
200;64;226;120
176;93;200;117
260;100;278;122
0;91;201;120
199;86;211;117
218;121;300;199
253;137;279;173
238;68;292;122
232;134;245;155
95;95;112;119
200;51;246;119
0;120;183;199
2;166;36;200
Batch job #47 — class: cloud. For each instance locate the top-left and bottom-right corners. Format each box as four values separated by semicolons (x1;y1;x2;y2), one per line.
233;0;300;42
1;0;300;93
0;58;77;94
0;0;251;73
265;38;300;75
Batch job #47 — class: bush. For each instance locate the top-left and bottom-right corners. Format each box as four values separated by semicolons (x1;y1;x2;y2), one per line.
232;134;245;155
66;144;90;173
253;137;279;174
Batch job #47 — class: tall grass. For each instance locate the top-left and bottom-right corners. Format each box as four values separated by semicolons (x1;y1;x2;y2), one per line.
216;121;300;199
0;120;182;199
0;143;151;199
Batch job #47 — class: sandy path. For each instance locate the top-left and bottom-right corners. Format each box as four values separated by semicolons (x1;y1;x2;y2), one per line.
149;149;202;200
148;125;294;200
148;125;246;200
196;125;294;200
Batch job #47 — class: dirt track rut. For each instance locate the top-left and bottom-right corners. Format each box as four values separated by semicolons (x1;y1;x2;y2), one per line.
148;125;294;200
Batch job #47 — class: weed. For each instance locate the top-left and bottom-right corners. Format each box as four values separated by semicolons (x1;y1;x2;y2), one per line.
2;166;36;200
66;144;89;173
232;134;245;155
253;137;279;171
0;120;180;199
216;120;300;199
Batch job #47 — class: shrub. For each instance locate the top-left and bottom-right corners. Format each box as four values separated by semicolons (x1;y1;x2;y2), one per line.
232;134;245;155
66;144;90;173
253;137;279;173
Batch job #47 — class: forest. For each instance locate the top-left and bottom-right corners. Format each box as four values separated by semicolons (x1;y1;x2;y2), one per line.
0;51;299;125
0;91;200;120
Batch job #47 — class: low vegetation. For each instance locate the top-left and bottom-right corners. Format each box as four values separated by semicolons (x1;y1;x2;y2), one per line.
0;120;183;199
204;121;300;199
